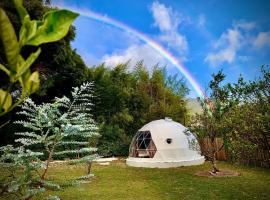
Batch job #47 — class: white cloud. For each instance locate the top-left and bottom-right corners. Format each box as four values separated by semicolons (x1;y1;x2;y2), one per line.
233;21;256;31
159;32;188;52
151;2;175;32
150;1;188;53
238;55;250;61
205;19;270;67
253;31;270;49
102;44;169;70
102;1;189;70
205;28;242;66
198;14;206;27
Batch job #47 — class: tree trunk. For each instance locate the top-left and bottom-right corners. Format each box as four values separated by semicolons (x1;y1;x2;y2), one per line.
210;138;220;174
41;150;53;180
211;151;220;173
87;161;92;175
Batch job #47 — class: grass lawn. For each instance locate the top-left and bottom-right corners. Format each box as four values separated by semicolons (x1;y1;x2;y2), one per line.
26;159;270;200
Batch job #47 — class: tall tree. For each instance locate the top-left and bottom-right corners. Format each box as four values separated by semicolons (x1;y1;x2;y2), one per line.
189;70;230;173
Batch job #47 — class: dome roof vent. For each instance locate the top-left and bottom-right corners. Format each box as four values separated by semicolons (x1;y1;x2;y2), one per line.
165;117;172;122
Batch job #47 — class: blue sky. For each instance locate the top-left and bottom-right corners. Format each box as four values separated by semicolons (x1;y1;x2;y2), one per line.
52;0;270;97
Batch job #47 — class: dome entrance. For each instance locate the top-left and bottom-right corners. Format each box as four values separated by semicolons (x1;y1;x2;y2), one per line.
129;131;157;158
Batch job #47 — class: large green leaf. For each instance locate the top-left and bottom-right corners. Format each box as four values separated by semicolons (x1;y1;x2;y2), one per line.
0;89;12;112
25;71;40;94
14;0;28;23
19;15;38;47
0;64;10;76
0;8;19;70
19;68;31;95
15;48;41;80
25;10;79;46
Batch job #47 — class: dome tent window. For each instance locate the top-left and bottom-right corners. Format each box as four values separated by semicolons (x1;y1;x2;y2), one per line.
126;118;205;168
129;131;157;158
166;138;172;144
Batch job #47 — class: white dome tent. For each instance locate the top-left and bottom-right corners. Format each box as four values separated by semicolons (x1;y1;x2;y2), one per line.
126;117;204;168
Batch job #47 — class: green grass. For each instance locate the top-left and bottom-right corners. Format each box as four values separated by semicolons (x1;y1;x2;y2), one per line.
31;160;270;200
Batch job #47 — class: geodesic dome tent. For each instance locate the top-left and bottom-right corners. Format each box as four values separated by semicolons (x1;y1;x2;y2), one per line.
126;118;204;168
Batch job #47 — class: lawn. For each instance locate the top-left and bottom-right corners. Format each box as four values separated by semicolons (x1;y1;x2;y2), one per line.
25;159;270;200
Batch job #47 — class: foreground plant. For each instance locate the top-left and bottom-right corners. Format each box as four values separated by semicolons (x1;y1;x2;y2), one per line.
0;145;45;200
15;82;99;181
0;0;78;116
0;82;99;199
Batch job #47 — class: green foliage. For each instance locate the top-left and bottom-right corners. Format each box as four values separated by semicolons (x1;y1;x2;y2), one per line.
15;82;99;168
19;9;78;46
224;66;270;165
188;70;232;172
0;0;78;116
0;145;45;199
0;83;99;199
0;89;12;112
190;66;270;168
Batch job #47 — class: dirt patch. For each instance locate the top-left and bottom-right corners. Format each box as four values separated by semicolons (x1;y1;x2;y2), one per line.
195;169;240;177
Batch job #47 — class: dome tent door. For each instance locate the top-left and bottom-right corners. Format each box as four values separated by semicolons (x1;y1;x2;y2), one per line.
129;131;157;158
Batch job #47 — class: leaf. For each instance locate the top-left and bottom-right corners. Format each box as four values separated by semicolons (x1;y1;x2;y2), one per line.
25;71;40;94
19;69;31;92
14;0;28;23
25;10;79;46
0;89;12;112
0;8;19;70
0;64;10;76
19;15;38;47
15;48;41;79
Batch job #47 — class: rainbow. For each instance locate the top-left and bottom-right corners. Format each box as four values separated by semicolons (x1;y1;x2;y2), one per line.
54;4;205;98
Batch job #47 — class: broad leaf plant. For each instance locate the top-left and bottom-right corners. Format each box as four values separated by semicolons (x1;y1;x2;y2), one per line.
0;0;78;116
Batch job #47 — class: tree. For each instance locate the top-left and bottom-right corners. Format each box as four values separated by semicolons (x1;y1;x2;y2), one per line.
189;70;230;173
224;66;270;166
15;82;99;180
0;83;99;199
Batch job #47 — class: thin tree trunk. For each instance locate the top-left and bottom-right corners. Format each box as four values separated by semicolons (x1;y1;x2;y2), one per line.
41;150;53;180
211;151;220;173
210;137;220;173
77;148;80;159
87;161;92;175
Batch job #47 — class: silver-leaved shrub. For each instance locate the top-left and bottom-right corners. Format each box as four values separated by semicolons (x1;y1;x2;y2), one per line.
0;82;99;199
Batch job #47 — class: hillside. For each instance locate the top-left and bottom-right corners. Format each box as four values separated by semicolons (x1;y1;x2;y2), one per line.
187;98;203;115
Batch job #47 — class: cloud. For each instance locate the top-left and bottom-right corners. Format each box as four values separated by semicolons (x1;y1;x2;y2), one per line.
204;20;261;67
205;28;242;66
205;19;270;67
101;1;189;70
102;44;169;70
198;14;206;27
151;1;175;32
159;32;188;52
253;31;270;49
150;1;188;53
233;21;256;31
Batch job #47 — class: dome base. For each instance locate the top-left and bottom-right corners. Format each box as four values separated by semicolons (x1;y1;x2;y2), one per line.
126;156;205;168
